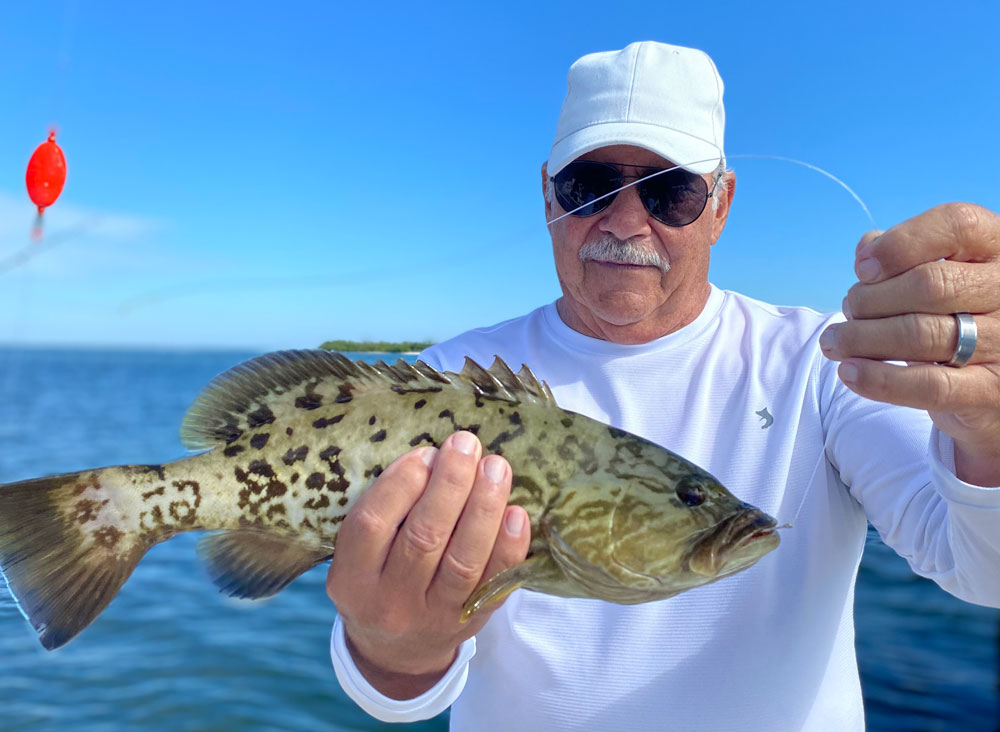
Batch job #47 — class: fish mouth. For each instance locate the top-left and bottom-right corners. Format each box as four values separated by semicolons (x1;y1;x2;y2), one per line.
687;509;779;577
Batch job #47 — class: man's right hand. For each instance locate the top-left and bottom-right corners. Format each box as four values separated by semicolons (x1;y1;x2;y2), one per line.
326;430;532;700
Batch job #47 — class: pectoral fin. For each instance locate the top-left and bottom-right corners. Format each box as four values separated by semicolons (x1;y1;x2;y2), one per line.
461;554;549;622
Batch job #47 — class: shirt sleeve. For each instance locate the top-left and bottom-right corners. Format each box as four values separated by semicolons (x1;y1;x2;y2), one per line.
330;614;477;723
822;359;1000;608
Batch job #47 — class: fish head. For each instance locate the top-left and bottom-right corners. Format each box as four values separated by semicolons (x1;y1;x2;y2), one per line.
605;470;780;596
543;463;780;603
537;426;781;604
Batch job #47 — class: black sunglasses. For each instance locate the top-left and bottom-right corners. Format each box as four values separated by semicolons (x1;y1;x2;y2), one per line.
551;160;717;227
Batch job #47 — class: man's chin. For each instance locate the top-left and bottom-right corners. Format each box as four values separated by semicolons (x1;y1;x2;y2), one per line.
589;297;660;328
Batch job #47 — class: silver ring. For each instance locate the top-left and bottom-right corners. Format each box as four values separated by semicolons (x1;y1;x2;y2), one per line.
945;312;977;367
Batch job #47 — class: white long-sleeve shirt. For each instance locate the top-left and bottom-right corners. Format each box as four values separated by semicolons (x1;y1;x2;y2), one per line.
332;285;1000;730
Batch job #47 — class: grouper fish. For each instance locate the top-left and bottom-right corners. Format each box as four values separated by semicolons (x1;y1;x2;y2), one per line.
0;350;780;650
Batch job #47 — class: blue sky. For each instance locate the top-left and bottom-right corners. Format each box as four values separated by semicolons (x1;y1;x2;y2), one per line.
1;1;997;350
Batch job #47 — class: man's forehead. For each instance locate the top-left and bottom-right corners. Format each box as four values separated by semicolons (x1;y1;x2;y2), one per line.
577;145;677;169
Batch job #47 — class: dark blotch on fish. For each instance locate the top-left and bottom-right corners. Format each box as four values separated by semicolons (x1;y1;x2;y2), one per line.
313;414;344;429
318;446;341;464
282;446;309;465
304;494;330;510
409;432;435;447
248;406;276;428
137;465;167;481
248;461;274;478
74;499;102;524
93;526;124;548
295;393;323;410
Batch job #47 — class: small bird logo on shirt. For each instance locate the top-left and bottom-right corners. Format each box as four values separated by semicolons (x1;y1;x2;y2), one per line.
755;408;774;429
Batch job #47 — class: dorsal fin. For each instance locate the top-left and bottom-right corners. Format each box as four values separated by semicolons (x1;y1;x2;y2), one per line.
515;363;555;403
460;357;506;398
456;356;556;406
487;357;522;395
180;350;556;450
180;350;393;449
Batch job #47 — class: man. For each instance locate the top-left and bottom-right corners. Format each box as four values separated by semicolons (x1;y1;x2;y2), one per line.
326;42;1000;729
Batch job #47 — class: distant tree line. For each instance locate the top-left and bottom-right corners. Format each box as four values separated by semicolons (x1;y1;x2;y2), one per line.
319;340;434;353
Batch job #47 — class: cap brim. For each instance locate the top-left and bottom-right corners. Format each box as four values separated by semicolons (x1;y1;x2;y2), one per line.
548;122;722;176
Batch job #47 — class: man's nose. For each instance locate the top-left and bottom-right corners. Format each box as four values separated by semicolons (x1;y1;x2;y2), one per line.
598;185;652;240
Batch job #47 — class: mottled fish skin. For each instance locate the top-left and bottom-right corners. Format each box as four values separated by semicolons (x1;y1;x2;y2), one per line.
0;351;780;650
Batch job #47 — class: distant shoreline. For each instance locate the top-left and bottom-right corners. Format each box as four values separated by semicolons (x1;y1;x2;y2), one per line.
319;340;433;354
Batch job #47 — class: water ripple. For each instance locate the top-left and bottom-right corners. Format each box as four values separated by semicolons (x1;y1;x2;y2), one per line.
0;348;996;731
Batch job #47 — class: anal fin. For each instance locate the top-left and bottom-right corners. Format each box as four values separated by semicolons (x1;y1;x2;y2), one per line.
197;530;332;600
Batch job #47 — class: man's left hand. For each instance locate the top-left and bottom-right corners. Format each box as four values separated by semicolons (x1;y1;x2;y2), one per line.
819;202;1000;486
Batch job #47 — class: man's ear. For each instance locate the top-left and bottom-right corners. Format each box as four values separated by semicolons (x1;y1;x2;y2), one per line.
541;162;552;221
710;171;736;245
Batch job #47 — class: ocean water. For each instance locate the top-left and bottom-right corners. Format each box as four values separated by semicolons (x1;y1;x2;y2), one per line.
0;347;997;731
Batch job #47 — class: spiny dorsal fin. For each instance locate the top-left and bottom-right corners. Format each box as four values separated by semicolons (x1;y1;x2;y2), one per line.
180;350;556;450
460;357;505;398
456;356;556;406
516;363;555;403
392;358;451;385
487;357;521;395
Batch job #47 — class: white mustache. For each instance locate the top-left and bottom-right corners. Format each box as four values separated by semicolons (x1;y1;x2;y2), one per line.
578;235;670;274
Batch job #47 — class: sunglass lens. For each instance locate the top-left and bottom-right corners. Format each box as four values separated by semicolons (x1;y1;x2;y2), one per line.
553;162;620;217
640;169;709;226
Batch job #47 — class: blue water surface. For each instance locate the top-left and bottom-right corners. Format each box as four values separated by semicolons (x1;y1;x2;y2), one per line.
0;347;997;731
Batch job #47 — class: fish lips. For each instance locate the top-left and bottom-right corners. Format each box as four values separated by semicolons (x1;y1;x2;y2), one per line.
687;509;780;578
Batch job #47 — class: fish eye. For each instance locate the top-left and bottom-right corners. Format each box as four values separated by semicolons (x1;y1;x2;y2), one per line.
675;477;707;507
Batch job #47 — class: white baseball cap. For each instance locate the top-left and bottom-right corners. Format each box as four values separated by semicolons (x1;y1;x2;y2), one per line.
547;41;726;176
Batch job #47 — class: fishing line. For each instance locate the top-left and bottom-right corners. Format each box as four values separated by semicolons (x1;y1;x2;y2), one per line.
0;220;97;277
545;153;879;533
118;154;876;314
1;0;82;461
545;154;878;231
778;450;829;531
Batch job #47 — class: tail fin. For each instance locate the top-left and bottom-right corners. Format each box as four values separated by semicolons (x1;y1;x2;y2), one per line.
0;470;152;649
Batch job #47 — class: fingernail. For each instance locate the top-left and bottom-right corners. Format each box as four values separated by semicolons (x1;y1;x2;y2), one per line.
505;508;525;537
452;431;478;455
840;362;859;384
859;233;882;258
857;258;880;283
484;455;507;483
841;297;852;319
819;326;838;352
420;446;438;467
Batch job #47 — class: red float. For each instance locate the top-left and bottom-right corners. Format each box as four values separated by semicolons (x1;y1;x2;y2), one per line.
25;130;67;239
